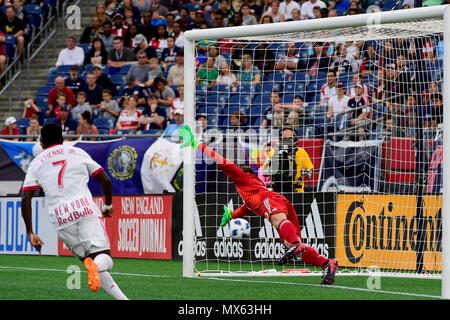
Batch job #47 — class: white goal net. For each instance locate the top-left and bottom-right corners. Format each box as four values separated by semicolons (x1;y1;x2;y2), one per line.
182;6;449;283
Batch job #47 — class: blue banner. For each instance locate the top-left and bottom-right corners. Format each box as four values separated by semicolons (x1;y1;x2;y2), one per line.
319;140;383;192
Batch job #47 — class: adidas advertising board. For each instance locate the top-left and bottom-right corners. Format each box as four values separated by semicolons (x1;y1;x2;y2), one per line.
172;193;336;264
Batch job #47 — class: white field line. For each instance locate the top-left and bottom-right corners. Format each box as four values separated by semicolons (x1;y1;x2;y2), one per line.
0;265;443;299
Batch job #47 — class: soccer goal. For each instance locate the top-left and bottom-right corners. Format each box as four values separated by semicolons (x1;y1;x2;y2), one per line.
182;5;450;297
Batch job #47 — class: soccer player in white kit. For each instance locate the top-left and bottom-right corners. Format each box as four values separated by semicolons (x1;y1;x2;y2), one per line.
21;123;128;300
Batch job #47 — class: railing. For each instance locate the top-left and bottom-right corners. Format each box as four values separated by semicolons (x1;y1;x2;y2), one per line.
0;133;164;140
0;56;23;113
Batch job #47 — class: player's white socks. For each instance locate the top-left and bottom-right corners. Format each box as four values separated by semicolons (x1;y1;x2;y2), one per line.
94;253;129;300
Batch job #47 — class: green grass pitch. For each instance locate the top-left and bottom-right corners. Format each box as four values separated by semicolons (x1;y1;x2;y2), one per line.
0;255;443;300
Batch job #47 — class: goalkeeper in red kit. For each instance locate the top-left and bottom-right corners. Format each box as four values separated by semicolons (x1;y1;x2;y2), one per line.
179;125;338;285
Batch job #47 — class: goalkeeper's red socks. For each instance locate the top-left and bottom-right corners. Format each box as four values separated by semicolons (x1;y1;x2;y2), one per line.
278;219;301;245
278;219;329;268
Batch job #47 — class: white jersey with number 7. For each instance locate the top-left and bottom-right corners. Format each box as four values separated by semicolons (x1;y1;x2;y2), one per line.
22;144;104;230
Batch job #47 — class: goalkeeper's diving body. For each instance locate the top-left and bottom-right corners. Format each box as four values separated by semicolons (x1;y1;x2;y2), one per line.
179;125;338;285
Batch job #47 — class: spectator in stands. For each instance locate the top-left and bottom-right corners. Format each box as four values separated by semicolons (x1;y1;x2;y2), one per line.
300;0;327;19
49;93;68;119
170;85;184;119
133;34;157;61
77;110;99;141
81;72;103;109
212;10;225;28
260;90;284;129
241;3;258;25
162;107;183;141
212;62;237;91
80;16;103;44
319;69;338;107
92;64;117;96
84;37;108;65
112;13;128;37
58;105;77;136
107;36;136;71
95;2;108;24
25;114;41;142
161;0;181;14
150;0;169;17
261;15;273;24
138;11;157;43
151;24;169;59
275;95;306;130
105;0;117;21
99;89;121;120
208;45;227;71
359;43;378;77
118;73;149;107
51;36;85;74
100;21;115;52
299;42;332;76
279;0;301;21
253;42;276;76
0;30;6;76
177;8;191;30
170;21;185;48
153;76;175;107
348;83;370;141
144;57;164;86
12;0;28;25
429;93;443;128
348;73;369;98
64;66;86;95
167;51;184;86
261;0;285;23
2;116;19;140
113;95;142;132
117;0;141;21
123;7;139;27
330;44;358;74
327;82;349;123
21;98;40;119
275;42;299;79
0;6;25;59
127;49;152;83
139;93;167;130
48;76;75;113
160;35;180;70
150;8;167;27
123;23;140;48
196;56;219;90
236;53;261;86
229;111;248;130
71;91;92;120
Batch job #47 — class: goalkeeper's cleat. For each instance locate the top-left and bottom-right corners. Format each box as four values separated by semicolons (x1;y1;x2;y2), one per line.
83;257;101;292
277;242;306;266
320;259;338;285
220;206;232;227
178;125;200;149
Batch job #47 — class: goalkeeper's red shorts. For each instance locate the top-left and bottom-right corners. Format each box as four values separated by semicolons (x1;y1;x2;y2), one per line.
261;193;302;243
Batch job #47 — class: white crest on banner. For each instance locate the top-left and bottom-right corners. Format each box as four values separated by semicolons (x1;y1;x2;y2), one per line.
141;138;183;194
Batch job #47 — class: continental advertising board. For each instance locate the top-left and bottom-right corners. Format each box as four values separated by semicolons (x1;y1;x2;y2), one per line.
336;194;442;271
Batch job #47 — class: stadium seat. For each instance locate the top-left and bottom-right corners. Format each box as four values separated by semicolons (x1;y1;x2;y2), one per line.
16;118;30;134
94;118;115;130
109;74;126;87
44;118;59;125
253;94;271;105
115;129;136;135
24;5;42;30
37;85;54;97
4;34;16;61
56;65;82;75
142;129;163;135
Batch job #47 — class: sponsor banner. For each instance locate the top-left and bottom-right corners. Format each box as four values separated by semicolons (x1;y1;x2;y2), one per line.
172;192;335;264
0;197;58;255
319;140;383;192
59;195;173;260
336;194;442;271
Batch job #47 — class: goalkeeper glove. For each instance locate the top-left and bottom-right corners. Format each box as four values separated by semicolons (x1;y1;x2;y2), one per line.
220;206;232;227
178;125;200;149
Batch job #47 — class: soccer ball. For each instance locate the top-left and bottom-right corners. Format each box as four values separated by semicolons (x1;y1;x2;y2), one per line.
229;218;250;240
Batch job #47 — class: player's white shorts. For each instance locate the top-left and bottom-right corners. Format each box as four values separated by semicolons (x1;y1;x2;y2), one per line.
57;217;110;259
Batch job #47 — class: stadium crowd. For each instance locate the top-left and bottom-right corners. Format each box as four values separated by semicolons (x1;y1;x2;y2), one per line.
0;0;446;142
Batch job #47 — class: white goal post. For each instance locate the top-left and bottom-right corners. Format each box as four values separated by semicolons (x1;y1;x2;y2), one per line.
182;5;450;298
